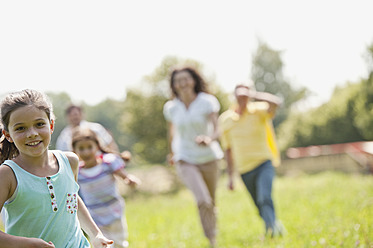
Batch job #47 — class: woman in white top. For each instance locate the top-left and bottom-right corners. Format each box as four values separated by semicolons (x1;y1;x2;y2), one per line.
163;67;223;247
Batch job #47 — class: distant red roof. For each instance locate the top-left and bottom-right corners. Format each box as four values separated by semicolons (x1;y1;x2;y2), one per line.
286;141;373;159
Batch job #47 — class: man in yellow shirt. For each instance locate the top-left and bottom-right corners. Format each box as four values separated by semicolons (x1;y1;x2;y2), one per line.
219;83;285;237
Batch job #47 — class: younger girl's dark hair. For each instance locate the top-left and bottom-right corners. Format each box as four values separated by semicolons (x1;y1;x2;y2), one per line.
71;127;112;155
0;89;55;164
170;67;209;98
72;127;131;163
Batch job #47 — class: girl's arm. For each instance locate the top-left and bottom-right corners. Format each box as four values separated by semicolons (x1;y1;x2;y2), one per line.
0;233;55;248
76;196;113;248
114;168;141;186
65;152;114;248
0;166;55;248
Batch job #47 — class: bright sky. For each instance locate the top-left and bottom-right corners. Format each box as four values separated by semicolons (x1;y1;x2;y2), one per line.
1;0;372;107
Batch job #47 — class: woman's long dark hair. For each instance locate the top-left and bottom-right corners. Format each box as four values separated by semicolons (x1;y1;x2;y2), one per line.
170;67;209;98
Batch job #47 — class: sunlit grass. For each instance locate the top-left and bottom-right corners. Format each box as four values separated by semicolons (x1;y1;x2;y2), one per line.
1;172;372;247
274;172;373;247
126;171;373;247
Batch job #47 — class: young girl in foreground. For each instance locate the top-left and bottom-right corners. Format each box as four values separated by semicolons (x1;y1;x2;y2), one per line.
72;127;141;248
0;89;113;248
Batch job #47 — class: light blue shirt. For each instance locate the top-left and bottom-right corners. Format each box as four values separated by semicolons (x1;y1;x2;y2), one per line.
2;150;90;248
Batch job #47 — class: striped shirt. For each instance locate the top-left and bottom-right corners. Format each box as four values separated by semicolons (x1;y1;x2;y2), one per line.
78;153;125;226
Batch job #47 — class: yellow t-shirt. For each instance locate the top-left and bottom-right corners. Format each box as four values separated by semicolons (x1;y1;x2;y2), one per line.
219;102;280;174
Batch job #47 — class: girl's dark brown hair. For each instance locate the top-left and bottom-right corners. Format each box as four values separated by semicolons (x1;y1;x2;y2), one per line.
0;89;55;164
170;67;209;98
72;127;131;163
71;127;112;155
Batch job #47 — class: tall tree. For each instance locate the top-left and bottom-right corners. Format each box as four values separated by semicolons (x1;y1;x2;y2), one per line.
352;42;373;139
277;40;373;152
85;99;127;150
277;82;364;152
251;40;308;127
119;88;168;163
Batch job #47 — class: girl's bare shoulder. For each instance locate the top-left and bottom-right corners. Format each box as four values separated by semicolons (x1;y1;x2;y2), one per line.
63;152;79;168
0;164;17;202
63;151;79;160
0;164;16;181
62;152;80;180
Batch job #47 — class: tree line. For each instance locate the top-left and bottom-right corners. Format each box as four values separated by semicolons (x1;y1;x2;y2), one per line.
48;41;373;163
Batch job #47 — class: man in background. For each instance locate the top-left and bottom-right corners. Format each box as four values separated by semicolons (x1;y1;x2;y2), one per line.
56;104;119;152
219;83;285;237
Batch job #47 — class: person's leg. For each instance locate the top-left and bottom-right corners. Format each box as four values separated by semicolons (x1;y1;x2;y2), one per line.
241;161;285;236
255;160;276;232
176;161;217;245
199;160;219;205
241;168;259;208
199;161;220;245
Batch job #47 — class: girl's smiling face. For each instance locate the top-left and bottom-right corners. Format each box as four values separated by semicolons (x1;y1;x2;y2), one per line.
3;105;54;158
73;139;99;167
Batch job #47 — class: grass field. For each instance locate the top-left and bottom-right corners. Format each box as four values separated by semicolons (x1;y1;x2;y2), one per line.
125;171;373;248
1;171;372;247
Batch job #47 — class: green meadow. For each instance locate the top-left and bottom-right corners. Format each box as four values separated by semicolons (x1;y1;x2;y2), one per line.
125;172;373;248
1;172;372;247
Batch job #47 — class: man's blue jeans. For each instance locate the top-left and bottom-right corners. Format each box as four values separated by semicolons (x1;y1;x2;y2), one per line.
241;160;276;231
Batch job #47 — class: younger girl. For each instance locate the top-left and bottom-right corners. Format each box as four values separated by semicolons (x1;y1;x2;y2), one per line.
0;89;113;247
72;127;141;248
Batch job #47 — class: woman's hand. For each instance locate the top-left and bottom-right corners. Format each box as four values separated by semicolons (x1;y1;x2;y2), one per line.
167;153;175;166
91;233;114;248
195;135;212;146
